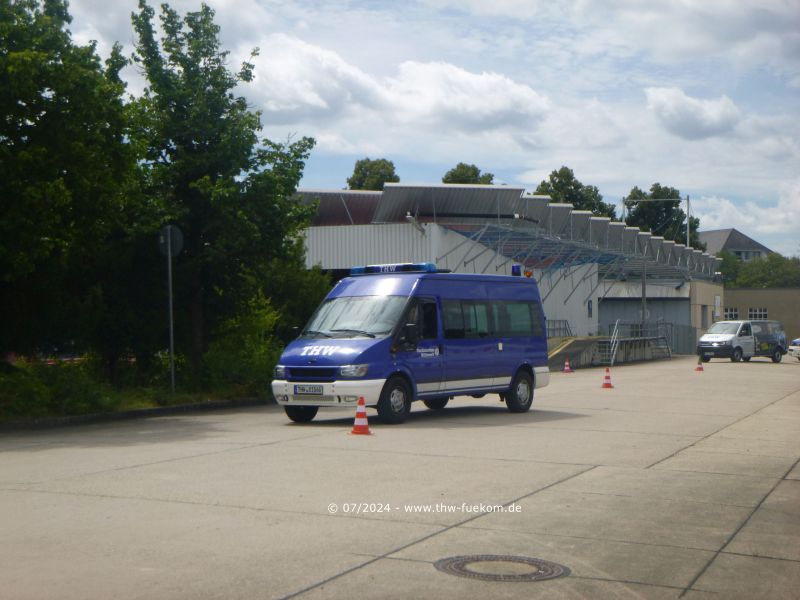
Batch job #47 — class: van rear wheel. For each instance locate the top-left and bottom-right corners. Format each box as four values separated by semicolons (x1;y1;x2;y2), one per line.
771;349;783;363
284;406;318;423
377;376;411;424
423;398;449;410
506;370;534;413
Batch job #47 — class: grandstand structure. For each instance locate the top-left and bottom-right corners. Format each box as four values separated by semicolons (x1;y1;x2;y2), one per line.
296;184;722;355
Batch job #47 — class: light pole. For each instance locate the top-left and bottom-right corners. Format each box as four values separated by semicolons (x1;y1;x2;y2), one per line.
158;225;183;394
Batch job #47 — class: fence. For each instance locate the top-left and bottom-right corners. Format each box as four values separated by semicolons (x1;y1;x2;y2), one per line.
600;321;697;355
547;319;573;339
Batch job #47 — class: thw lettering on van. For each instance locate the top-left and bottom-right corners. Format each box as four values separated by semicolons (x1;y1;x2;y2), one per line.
300;345;338;356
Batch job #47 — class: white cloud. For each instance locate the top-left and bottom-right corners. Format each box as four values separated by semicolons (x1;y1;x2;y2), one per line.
694;180;800;240
248;34;384;123
386;61;549;131
249;35;551;149
645;87;741;140
62;0;800;255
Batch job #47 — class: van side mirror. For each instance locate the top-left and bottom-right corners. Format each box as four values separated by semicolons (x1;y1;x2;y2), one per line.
403;323;418;347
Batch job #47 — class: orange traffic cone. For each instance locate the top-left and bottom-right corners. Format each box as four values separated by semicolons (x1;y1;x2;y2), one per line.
563;359;574;373
601;368;614;389
695;356;704;372
350;396;372;435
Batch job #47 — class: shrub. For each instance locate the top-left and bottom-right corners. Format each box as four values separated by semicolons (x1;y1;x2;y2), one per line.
0;364;51;419
29;361;116;416
204;294;283;397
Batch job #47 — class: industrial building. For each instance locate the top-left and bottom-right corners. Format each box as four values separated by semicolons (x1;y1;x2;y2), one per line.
296;184;722;358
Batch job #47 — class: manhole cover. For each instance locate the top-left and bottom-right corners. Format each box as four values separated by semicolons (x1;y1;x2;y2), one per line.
434;555;570;582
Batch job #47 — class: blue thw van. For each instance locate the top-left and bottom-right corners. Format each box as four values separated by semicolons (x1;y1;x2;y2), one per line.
271;263;550;424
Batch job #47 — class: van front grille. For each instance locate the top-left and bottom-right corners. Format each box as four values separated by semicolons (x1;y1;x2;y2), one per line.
288;367;337;381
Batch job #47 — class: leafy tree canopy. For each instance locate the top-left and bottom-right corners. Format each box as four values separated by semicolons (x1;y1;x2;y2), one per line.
728;253;800;288
623;183;704;248
0;0;134;353
534;166;616;218
442;162;494;184
347;158;399;190
131;0;317;383
716;250;741;285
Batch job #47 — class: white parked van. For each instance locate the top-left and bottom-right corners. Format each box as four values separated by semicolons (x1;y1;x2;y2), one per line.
697;320;787;363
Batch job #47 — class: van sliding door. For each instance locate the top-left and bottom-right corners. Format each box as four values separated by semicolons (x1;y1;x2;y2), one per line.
441;299;497;394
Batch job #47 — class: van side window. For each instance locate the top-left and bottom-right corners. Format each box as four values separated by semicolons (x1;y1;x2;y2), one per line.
492;301;544;337
463;302;491;338
420;301;438;339
740;324;751;336
443;300;465;339
404;299;439;340
529;302;545;337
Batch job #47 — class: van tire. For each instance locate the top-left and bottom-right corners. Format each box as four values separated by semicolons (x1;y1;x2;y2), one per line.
377;376;411;424
771;348;783;363
423;398;449;410
506;370;534;413
284;406;318;423
731;347;743;362
701;356;711;363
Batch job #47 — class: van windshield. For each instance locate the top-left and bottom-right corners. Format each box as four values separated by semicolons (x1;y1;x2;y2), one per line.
706;322;739;334
303;295;406;338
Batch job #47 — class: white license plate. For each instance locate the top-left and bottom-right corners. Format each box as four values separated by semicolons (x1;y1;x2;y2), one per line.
294;384;323;395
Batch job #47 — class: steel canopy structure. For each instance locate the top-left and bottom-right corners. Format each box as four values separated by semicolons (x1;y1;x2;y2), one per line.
298;183;720;283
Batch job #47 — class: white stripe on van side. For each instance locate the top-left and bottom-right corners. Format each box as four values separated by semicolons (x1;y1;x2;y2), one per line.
442;377;497;392
417;382;442;393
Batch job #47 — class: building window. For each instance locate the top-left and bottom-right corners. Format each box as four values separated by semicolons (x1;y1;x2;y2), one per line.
748;307;768;319
587;299;593;319
723;307;739;320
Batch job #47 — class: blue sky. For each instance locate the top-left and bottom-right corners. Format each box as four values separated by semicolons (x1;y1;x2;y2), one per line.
70;0;800;256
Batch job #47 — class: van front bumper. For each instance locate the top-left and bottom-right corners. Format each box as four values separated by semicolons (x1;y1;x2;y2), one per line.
697;344;733;358
271;379;386;407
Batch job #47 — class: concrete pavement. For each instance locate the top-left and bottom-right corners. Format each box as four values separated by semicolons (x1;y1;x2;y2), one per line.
1;356;799;599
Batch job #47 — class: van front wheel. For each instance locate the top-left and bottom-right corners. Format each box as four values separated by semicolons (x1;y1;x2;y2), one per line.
506;370;534;413
284;406;318;423
731;347;743;362
377;376;411;424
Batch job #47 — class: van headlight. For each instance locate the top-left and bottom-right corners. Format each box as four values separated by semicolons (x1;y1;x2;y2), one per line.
339;364;369;378
274;365;286;379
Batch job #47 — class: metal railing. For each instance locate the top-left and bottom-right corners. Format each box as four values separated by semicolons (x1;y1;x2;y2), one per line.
609;319;621;366
547;319;573;339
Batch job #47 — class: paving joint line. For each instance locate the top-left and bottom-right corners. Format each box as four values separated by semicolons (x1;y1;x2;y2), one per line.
678;455;800;598
0;487;452;528
645;388;800;470
277;465;597;599
460;523;717;554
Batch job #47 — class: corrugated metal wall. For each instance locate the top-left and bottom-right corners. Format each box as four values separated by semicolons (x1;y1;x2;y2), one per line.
304;224;435;269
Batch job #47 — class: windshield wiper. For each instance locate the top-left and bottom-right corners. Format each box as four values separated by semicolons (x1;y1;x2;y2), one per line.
329;328;376;338
302;329;331;338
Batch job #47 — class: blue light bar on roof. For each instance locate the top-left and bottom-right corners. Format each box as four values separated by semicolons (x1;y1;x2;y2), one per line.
350;262;438;275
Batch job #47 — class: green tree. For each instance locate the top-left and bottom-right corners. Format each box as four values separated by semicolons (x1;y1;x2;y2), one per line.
442;162;494;184
131;1;318;385
732;254;800;288
623;183;704;248
0;0;135;355
535;166;616;218
716;250;741;285
347;158;399;190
